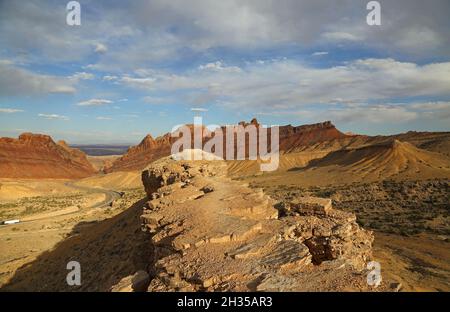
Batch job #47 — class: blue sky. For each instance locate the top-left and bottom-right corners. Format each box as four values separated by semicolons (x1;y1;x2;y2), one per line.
0;0;449;144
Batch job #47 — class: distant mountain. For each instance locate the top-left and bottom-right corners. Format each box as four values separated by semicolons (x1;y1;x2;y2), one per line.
0;133;96;179
308;139;450;178
103;118;450;175
70;144;131;156
105;120;349;172
104;134;172;173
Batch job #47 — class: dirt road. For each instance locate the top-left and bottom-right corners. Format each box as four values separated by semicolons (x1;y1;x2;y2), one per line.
63;182;121;209
0;183;121;226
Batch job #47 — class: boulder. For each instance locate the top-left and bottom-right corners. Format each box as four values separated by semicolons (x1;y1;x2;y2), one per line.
290;196;332;216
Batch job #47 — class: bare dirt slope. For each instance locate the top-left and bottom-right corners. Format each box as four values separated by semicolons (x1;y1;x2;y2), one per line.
241;140;450;188
227;151;329;177
374;232;450;292
303;140;449;180
87;155;121;172
0;179;78;201
0;133;96;179
0;188;148;291
74;171;142;190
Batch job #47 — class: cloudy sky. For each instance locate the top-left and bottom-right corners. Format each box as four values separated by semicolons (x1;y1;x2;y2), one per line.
0;0;449;143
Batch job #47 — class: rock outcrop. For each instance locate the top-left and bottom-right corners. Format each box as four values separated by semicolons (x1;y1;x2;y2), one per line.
106;120;349;172
278;121;347;152
136;153;377;291
104;133;173;173
0;133;96;179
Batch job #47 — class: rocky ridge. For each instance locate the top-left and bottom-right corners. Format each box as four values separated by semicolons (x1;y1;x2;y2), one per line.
105;120;349;172
132;153;380;291
0;133;96;179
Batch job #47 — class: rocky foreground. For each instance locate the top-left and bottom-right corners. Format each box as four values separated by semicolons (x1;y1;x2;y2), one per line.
113;153;385;291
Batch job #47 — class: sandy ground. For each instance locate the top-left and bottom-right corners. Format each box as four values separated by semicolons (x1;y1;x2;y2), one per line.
1;151;448;291
373;232;450;291
74;171;142;189
87;155;121;171
0;176;133;288
0;179;78;201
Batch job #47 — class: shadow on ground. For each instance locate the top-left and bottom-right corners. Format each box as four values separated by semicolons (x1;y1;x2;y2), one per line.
1;198;153;291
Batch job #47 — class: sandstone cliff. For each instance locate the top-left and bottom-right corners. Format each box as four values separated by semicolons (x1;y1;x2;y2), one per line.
104;134;172;173
130;153;379;291
106;120;348;172
0;133;96;179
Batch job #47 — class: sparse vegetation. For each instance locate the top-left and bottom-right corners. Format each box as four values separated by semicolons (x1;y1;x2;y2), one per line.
253;179;450;236
0;193;85;220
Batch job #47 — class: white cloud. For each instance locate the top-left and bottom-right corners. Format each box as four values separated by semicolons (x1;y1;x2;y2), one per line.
77;99;113;106
0;108;24;113
96;116;112;120
122;114;139;119
120;76;156;89
199;61;242;73
1;0;449;70
0;59;14;66
327;105;418;124
38;113;69;121
321;32;361;42
259;101;450;126
0;62;76;96
410;101;450;120
69;72;95;81
396;27;443;51
312;51;328;56
191;107;208;112
117;58;450;112
103;75;118;81
142;96;171;105
94;43;108;53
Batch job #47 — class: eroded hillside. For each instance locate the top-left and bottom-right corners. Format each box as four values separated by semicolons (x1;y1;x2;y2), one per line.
128;153;388;291
0;133;96;179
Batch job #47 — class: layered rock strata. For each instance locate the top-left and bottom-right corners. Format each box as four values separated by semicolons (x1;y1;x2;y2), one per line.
106;120;348;172
137;154;376;291
0;133;96;179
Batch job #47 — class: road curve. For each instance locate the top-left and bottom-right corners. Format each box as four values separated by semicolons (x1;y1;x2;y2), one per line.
63;182;122;209
0;183;122;226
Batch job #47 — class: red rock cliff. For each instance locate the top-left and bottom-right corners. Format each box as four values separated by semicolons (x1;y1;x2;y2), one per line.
0;133;96;179
106;120;348;172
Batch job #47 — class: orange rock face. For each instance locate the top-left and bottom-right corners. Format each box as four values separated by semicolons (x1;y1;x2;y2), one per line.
106;120;348;172
0;133;96;179
104;133;173;173
278;121;348;152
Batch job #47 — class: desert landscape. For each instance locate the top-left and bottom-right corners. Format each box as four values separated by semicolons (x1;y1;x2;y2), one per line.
0;120;448;292
0;0;449;295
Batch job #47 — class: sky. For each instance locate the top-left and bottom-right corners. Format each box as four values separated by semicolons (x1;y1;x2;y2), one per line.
0;0;449;144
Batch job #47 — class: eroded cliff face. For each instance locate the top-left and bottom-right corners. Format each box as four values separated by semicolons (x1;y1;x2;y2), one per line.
106;120;349;173
133;154;378;291
0;133;96;179
104;133;173;173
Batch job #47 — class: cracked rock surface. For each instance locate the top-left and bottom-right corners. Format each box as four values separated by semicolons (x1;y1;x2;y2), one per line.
135;154;381;291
